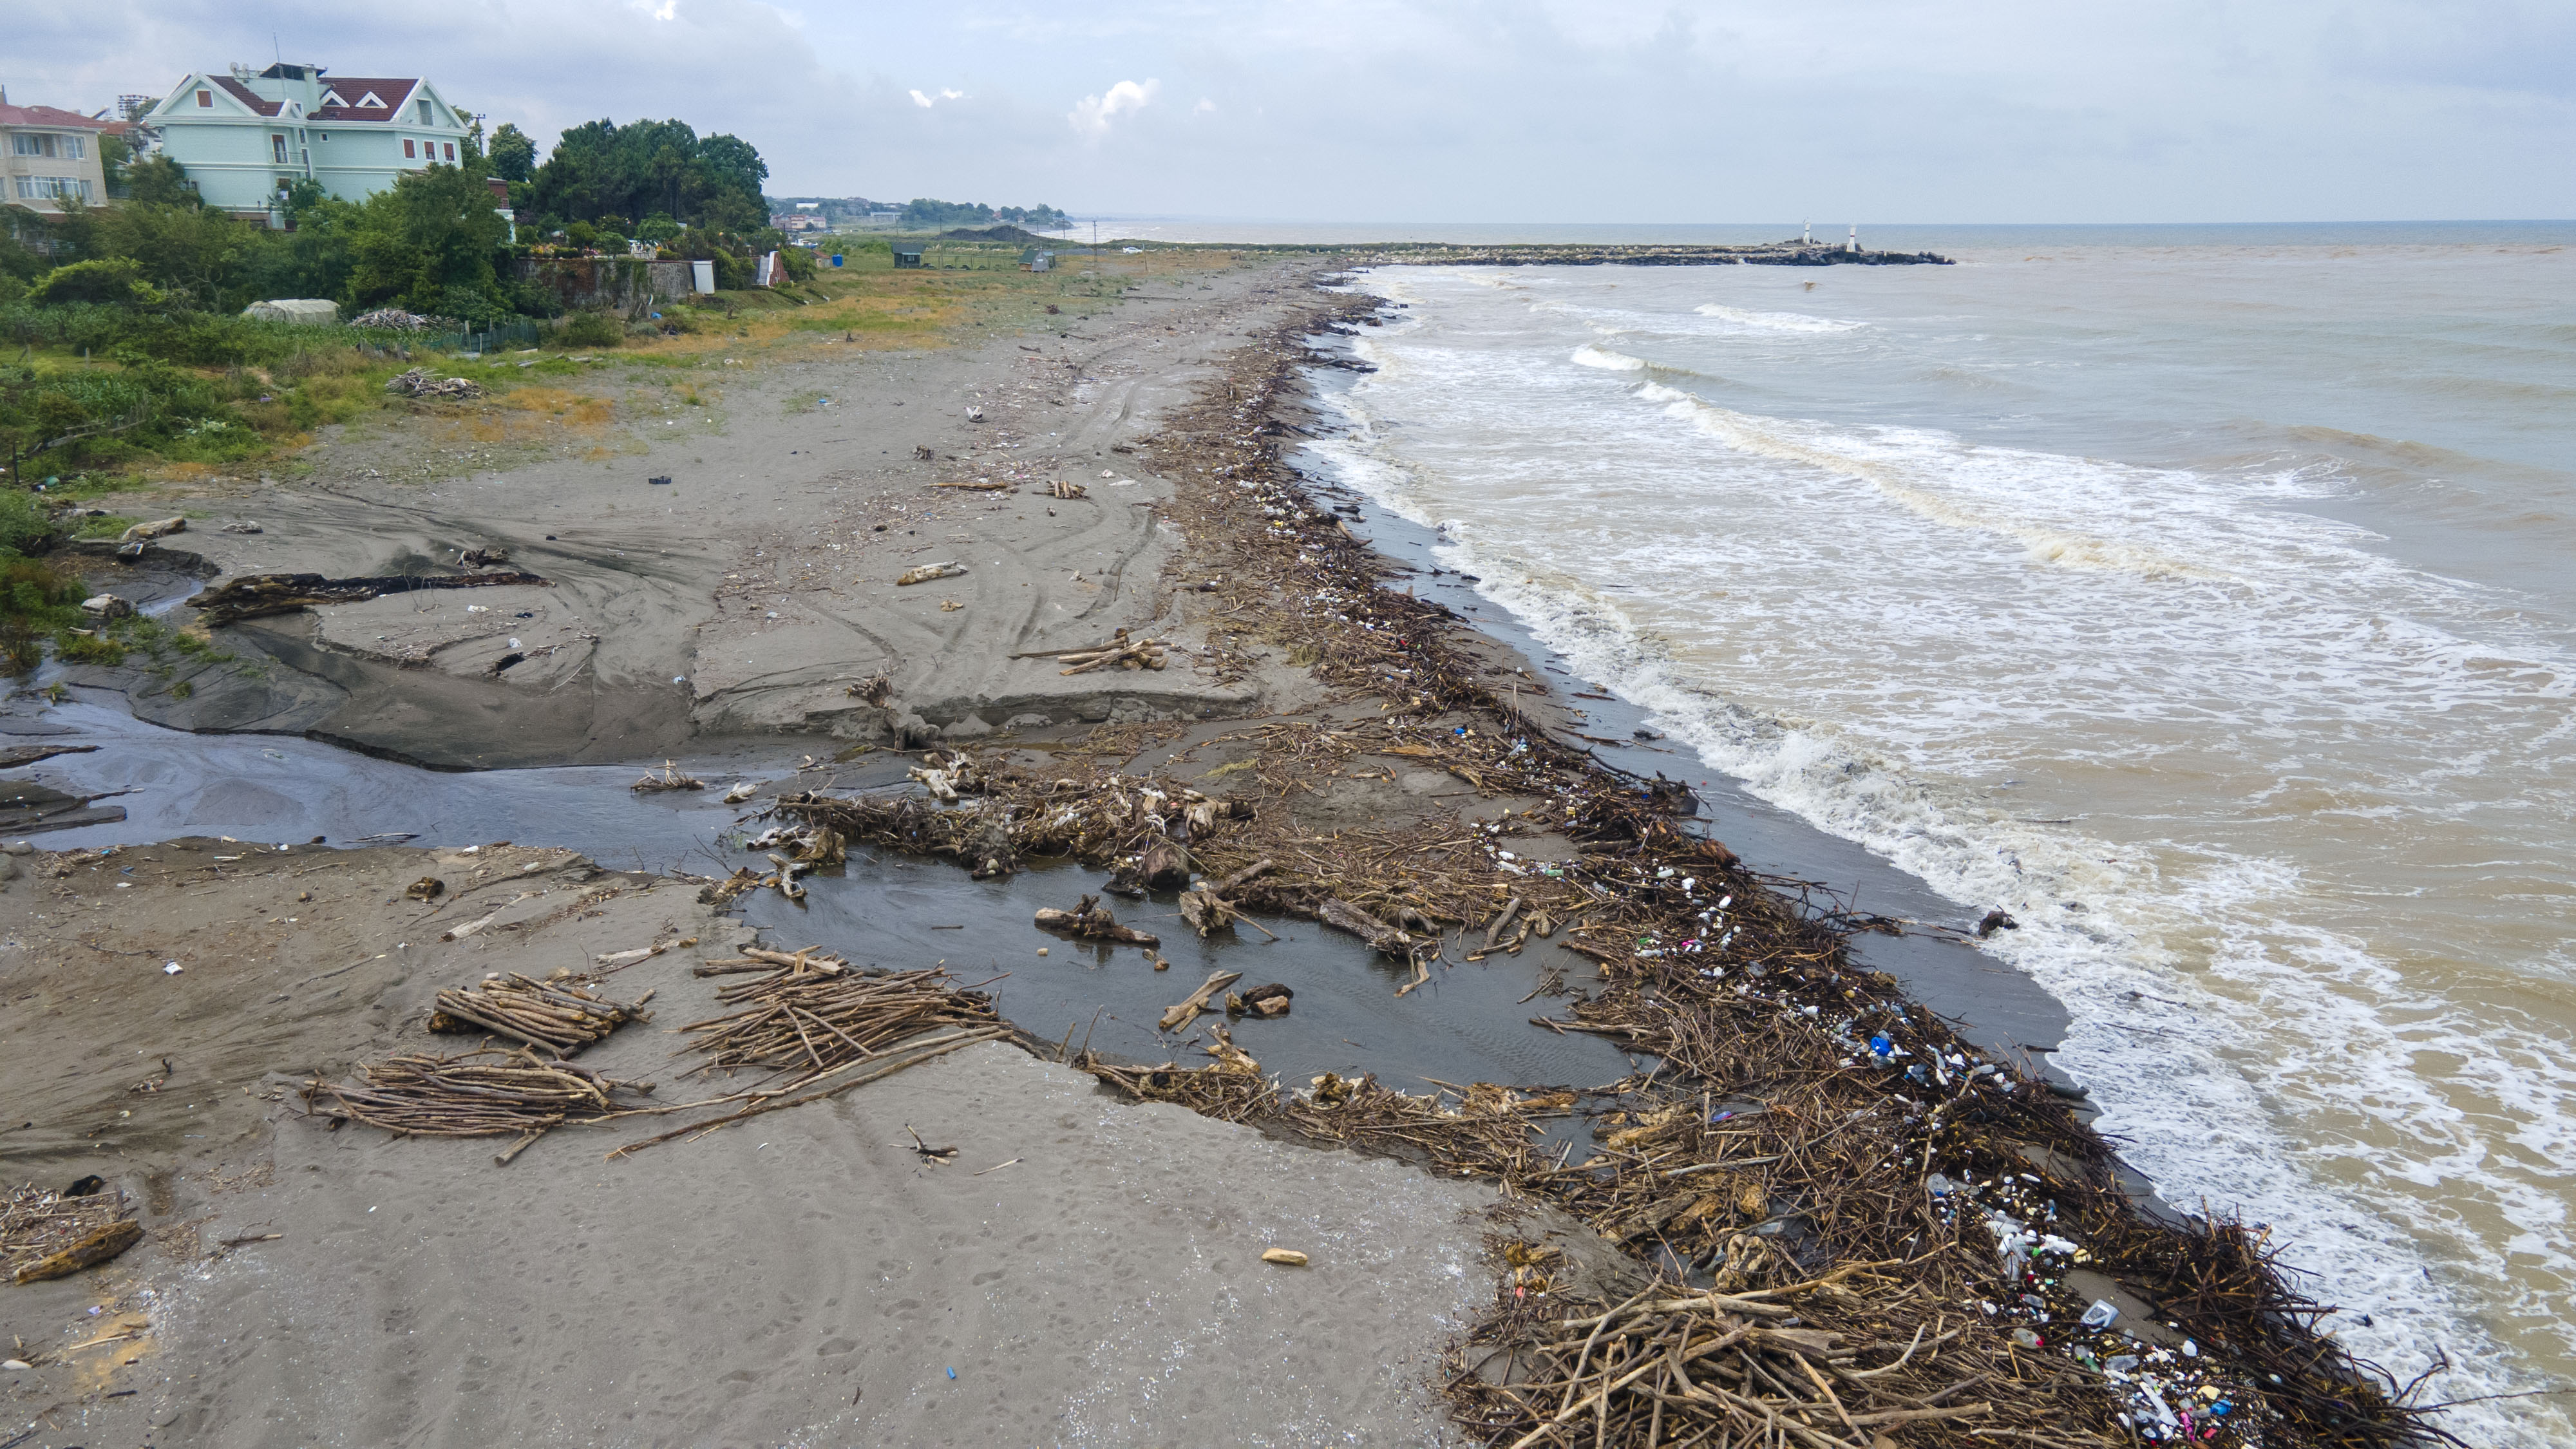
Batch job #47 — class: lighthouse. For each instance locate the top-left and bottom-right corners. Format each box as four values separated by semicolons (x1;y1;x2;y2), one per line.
1848;225;1859;254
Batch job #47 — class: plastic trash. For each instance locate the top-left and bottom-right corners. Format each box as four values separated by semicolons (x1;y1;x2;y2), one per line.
2104;1354;2140;1374
1868;1033;1894;1058
2081;1299;2120;1329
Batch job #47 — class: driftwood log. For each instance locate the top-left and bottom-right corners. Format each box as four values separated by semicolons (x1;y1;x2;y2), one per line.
1319;896;1417;958
10;1218;142;1283
1034;894;1159;947
189;570;551;626
1160;970;1243;1030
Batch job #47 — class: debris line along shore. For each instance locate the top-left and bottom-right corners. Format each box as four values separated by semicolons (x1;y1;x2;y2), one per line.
761;280;2428;1448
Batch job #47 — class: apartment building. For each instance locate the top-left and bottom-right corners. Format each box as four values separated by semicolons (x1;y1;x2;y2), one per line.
0;87;118;214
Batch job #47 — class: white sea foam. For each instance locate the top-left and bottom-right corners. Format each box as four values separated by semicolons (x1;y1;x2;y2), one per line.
1570;344;1647;371
1630;383;2224;580
1694;302;1867;333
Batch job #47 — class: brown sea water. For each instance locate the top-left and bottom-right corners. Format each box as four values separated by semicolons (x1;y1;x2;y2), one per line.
1256;223;2575;1443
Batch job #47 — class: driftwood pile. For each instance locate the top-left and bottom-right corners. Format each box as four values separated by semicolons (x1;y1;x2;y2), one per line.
1450;1265;1998;1449
427;974;652;1056
385;366;485;400
608;958;1012;1157
1047;478;1088;499
3;1181;140;1284
301;1050;649;1144
676;960;1002;1090
188;569;552;627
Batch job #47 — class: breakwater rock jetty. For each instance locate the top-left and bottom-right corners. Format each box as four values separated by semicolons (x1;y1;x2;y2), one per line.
1348;239;1953;267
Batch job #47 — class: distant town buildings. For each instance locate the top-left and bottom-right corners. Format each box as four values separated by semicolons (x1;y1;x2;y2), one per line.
133;62;469;223
0;86;121;214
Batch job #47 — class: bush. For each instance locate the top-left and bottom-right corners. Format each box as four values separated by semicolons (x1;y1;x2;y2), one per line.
28;258;164;308
0;558;86;672
0;489;59;555
559;310;623;348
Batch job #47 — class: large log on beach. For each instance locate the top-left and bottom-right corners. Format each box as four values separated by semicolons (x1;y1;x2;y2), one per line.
189;570;553;627
1319;897;1416;958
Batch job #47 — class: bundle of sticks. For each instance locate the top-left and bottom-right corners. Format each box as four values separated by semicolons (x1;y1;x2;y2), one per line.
427;974;653;1056
302;1050;647;1139
677;965;1001;1089
1047;478;1089;498
1451;1268;1994;1449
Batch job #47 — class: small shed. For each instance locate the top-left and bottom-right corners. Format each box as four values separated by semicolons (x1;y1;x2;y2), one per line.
241;298;338;326
892;246;924;269
1020;249;1054;272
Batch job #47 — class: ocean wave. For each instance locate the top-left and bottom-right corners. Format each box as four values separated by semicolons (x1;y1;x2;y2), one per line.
1570;345;1647;372
1694;303;1866;333
1631;383;2224;580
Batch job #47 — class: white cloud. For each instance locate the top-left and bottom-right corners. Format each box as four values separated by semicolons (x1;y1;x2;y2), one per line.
1068;77;1159;139
1193;97;1216;115
909;87;965;108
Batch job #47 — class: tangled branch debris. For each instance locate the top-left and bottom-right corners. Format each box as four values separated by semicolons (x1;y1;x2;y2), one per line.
427;974;652;1056
631;760;703;793
188;569;553;627
4;1182;139;1283
384;366;485;400
608;956;1012;1157
301;1050;650;1139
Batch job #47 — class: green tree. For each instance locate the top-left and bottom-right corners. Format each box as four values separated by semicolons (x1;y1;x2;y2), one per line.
122;155;201;209
488;122;536;182
524;118;770;233
345;162;511;317
90;202;253;308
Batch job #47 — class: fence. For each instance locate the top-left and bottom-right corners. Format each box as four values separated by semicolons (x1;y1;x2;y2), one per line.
398;318;545;354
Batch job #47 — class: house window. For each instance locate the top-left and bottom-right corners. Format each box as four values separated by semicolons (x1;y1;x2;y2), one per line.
59;136;84;160
417;99;431;124
9;135;46;157
318;132;329;141
196;89;213;107
272;134;289;163
14;177;94;203
402;138;416;158
442;142;455;161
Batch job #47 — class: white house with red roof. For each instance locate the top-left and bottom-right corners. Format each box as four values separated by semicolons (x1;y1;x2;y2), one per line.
0;86;121;214
135;62;469;223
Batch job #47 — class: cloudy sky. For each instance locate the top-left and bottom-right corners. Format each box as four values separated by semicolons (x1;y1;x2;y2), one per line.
10;0;2571;223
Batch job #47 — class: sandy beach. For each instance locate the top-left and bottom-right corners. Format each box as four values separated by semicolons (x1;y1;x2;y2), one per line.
1;255;2417;1448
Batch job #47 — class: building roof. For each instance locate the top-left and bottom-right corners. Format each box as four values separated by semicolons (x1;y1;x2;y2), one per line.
312;77;422;123
0;100;122;130
211;76;284;117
